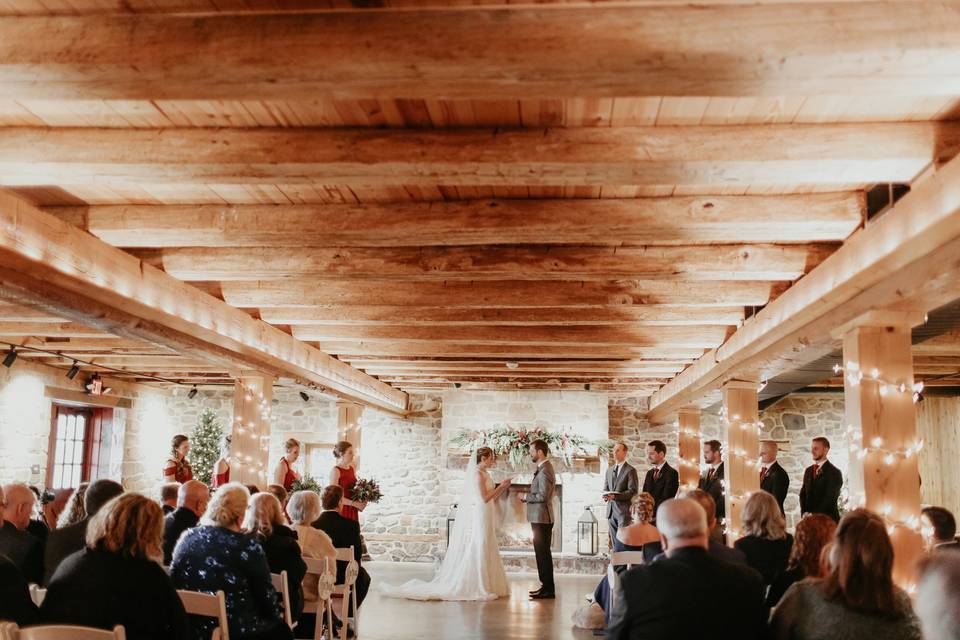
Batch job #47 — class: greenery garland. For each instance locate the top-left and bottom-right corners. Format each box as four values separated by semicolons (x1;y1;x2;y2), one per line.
451;426;612;468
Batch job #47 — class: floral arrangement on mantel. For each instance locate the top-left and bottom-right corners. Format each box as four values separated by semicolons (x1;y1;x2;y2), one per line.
451;426;612;468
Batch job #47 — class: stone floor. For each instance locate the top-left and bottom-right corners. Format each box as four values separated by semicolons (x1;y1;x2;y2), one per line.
356;561;602;640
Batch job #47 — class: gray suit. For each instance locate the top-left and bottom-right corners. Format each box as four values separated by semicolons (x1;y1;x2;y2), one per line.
526;460;556;592
604;462;639;542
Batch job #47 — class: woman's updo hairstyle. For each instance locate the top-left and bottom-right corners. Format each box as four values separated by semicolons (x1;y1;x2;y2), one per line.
284;438;300;453
333;440;353;460
476;447;495;464
171;434;189;458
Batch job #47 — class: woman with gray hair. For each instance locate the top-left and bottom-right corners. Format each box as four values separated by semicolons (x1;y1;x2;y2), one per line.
734;490;793;587
171;483;292;640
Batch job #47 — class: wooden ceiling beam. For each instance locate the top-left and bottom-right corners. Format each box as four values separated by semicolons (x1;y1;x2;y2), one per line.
44;193;864;247
0;5;957;99
321;342;708;359
220;279;783;308
1;124;955;188
0;302;67;322
0;191;407;413
649;153;960;422
381;375;664;384
134;244;831;282
0;322;115;338
259;306;744;327
396;383;654;393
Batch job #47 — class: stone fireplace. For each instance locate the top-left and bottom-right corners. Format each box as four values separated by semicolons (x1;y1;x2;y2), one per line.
495;483;562;553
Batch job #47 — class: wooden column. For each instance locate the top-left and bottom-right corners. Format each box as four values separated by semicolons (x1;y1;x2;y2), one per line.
677;408;702;490
337;400;364;470
722;380;761;541
231;373;275;486
839;312;924;588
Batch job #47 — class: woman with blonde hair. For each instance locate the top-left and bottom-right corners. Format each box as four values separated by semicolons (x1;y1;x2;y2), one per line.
56;481;89;528
328;440;364;522
41;493;189;639
171;483;292;640
273;438;301;492
245;492;306;625
734;490;793;588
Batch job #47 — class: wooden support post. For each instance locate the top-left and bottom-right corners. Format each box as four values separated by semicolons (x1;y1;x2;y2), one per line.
839;312;925;589
337;400;364;470
722;380;761;542
231;373;274;487
677;408;702;491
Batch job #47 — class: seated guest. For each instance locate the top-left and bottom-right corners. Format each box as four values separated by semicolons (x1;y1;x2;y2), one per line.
160;483;180;516
40;493;190;640
766;513;836;607
171;483;292;640
246;484;262;495
0;482;44;584
44;479;124;584
244;492;306;624
592;492;661;618
916;552;960;640
770;509;923;640
0;485;38;626
313;485;371;609
921;505;959;551
607;498;767;640
287;490;337;639
57;482;89;529
734;491;793;587
266;485;290;523
27;487;51;544
163;480;209;565
671;489;746;564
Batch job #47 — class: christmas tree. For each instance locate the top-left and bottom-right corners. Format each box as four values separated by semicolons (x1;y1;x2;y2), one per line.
191;408;224;486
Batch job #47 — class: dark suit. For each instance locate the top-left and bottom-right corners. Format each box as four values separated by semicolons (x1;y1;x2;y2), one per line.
0;553;38;626
607;546;766;640
799;459;843;522
0;521;44;585
43;518;88;585
162;507;199;565
641;463;679;520
697;462;725;521
760;461;790;515
605;462;639;541
312;511;371;609
259;524;307;623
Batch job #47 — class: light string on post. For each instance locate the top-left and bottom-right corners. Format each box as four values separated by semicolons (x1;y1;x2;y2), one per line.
833;362;924;402
231;383;274;483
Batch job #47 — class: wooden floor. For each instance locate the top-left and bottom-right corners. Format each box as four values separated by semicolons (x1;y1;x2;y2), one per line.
358;561;600;640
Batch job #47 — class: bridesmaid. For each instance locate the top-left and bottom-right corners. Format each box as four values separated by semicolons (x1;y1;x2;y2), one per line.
273;438;301;492
162;434;193;484
328;441;365;522
211;435;232;489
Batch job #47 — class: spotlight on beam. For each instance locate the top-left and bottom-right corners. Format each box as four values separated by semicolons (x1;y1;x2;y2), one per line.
585;383;591;391
454;382;462;389
187;385;198;400
2;347;17;368
299;391;310;402
66;362;80;380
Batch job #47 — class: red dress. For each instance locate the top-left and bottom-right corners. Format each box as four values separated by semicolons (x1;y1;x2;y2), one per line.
163;458;193;484
336;465;359;522
280;457;298;492
212;461;230;489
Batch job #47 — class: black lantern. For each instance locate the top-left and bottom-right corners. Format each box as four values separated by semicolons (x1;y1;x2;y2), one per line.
446;503;458;547
577;506;599;556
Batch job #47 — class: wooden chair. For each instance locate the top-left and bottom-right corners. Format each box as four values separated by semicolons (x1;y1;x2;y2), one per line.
270;571;293;629
301;557;336;640
28;584;46;607
177;589;229;640
0;622;125;640
606;551;647;616
330;547;360;640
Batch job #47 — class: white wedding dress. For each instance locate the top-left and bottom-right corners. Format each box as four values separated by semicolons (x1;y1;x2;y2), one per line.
381;455;510;601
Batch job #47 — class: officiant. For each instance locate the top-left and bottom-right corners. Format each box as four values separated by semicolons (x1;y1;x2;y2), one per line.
602;442;639;546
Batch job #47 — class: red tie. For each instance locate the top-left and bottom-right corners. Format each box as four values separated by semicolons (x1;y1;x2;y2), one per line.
654;468;661;482
707;467;715;482
814;464;822;478
759;467;768;483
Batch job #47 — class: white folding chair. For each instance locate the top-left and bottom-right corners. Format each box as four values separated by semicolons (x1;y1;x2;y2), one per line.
330;546;359;640
270;571;294;629
177;589;229;640
606;551;646;615
301;557;336;640
0;623;125;640
28;584;46;607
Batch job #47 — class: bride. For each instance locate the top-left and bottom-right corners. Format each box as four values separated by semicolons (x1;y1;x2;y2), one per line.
382;446;513;601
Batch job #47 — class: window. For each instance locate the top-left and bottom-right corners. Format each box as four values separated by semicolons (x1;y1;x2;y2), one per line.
47;404;114;490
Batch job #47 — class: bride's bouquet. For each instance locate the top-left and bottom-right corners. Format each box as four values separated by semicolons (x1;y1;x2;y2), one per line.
351;477;383;504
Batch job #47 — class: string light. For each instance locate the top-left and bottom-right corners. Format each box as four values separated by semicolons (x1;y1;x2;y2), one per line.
832;362;924;402
845;425;924;463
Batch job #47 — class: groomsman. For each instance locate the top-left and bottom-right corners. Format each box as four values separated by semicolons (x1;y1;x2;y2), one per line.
758;441;790;515
799;436;843;522
641;440;679;521
603;442;639;544
698;440;725;525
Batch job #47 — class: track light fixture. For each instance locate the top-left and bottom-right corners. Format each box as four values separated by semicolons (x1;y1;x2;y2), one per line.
454;382;462;389
299;391;310;402
66;361;81;380
584;383;591;391
187;385;199;400
2;347;17;368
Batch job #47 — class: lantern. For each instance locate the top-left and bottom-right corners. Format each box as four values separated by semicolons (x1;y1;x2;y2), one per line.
577;506;599;556
446;503;458;547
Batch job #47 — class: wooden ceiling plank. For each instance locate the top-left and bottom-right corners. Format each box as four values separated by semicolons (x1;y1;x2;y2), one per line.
321;342;708;359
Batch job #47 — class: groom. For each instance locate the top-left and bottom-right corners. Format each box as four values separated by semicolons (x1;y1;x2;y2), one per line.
523;438;556;600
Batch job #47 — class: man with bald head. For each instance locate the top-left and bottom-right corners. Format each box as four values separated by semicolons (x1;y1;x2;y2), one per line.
163;480;209;564
44;479;124;584
606;498;766;640
759;440;790;515
0;484;39;625
0;482;44;583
